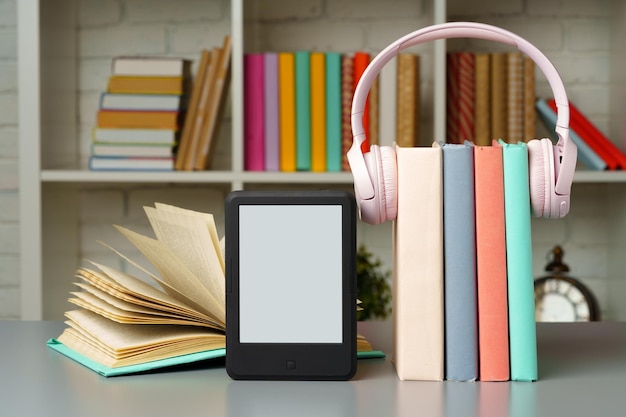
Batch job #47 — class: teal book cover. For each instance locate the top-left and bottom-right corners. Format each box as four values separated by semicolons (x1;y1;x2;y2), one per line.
325;52;342;172
295;51;311;171
500;140;538;381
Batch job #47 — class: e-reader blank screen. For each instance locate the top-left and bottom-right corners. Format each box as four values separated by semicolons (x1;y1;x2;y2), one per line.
238;204;343;344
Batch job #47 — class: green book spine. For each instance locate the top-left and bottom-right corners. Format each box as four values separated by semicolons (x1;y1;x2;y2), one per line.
325;52;342;172
295;51;311;171
500;140;537;381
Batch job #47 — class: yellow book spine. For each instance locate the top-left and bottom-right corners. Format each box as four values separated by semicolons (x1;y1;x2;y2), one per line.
310;52;326;172
279;53;296;172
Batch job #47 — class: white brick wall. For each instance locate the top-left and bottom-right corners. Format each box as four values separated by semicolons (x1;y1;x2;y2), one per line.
0;0;17;319
0;0;621;319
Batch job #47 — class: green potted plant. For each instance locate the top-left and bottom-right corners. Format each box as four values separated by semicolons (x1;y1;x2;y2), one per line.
356;244;391;321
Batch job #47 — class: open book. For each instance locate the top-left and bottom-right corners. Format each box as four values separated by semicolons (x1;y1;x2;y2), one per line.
48;203;382;376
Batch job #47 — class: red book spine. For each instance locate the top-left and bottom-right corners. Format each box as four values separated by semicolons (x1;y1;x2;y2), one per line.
353;52;371;153
548;99;622;170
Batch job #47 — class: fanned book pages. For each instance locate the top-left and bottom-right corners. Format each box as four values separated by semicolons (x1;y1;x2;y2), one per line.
48;203;382;376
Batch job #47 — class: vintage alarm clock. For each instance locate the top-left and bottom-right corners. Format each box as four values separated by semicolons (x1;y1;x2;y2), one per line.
534;246;601;322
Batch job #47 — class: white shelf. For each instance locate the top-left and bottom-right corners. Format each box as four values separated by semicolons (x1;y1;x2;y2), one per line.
17;0;626;320
40;170;355;184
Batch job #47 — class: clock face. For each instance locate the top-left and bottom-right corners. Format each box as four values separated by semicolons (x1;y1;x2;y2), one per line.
534;277;594;322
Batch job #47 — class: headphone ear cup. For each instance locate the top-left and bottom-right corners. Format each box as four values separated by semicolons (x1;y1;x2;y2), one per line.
379;146;398;221
527;139;555;218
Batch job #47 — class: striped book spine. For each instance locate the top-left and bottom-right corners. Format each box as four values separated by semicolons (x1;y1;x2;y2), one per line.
341;55;354;171
490;53;508;142
523;56;536;140
446;53;460;143
458;52;475;143
507;52;524;143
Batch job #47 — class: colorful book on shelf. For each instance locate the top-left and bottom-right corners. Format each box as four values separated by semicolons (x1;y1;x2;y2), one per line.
193;35;232;170
46;203;382;377
379;55;397;147
295;51;311;171
535;98;606;171
549;99;626;170
474;141;510;381
111;56;192;77
91;143;173;158
340;54;354;171
441;141;477;382
500;140;537;382
92;127;177;145
310;52;327;172
396;53;420;147
507;52;524;143
99;93;183;111
264;53;280;172
369;67;380;147
243;53;265;171
325;52;342;172
180;47;221;171
97;110;182;129
107;76;188;95
353;52;370;153
446;52;474;144
176;49;211;171
392;143;444;381
279;52;296;172
89;156;175;171
523;56;536;140
473;52;491;146
490;53;508;142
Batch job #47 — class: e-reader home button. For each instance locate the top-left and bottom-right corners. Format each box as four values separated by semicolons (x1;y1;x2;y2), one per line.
286;360;296;370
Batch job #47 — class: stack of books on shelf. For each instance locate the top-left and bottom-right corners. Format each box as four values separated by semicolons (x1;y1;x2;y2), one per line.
46;203;381;377
393;141;537;382
243;50;421;173
90;56;192;171
536;98;626;170
175;36;232;171
446;51;536;145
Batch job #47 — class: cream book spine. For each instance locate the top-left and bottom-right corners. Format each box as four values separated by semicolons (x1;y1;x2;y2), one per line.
392;144;444;381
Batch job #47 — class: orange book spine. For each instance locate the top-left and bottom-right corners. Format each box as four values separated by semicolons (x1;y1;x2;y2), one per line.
107;76;185;95
353;52;370;153
97;110;180;129
279;52;296;172
474;141;510;381
310;52;326;172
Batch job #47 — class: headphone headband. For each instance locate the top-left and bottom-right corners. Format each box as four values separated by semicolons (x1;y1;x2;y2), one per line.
348;22;576;203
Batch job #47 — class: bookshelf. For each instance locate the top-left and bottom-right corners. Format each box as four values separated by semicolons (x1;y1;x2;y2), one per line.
17;0;626;320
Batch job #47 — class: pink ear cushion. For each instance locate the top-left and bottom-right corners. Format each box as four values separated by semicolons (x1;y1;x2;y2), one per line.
379;146;398;221
527;139;552;217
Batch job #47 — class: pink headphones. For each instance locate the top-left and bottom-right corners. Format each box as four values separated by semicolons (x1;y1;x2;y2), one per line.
348;22;577;225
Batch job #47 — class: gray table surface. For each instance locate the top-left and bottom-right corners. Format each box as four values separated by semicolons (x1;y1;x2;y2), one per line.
1;320;626;416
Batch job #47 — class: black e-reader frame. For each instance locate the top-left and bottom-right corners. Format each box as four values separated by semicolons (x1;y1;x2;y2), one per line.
225;190;357;380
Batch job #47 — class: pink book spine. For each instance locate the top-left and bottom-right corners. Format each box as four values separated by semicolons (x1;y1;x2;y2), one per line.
474;142;510;381
244;53;265;171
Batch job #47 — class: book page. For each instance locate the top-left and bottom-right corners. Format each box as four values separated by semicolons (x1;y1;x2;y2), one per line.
59;310;225;367
70;284;218;328
144;205;225;308
113;226;225;325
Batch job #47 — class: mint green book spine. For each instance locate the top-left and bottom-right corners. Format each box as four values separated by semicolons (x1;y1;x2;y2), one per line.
295;51;311;171
325;52;342;172
500;140;537;381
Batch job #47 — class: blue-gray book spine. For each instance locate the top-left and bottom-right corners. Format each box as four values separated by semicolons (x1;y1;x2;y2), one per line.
441;141;478;381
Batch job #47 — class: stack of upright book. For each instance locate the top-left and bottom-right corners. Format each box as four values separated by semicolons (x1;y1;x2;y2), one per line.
90;56;192;171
